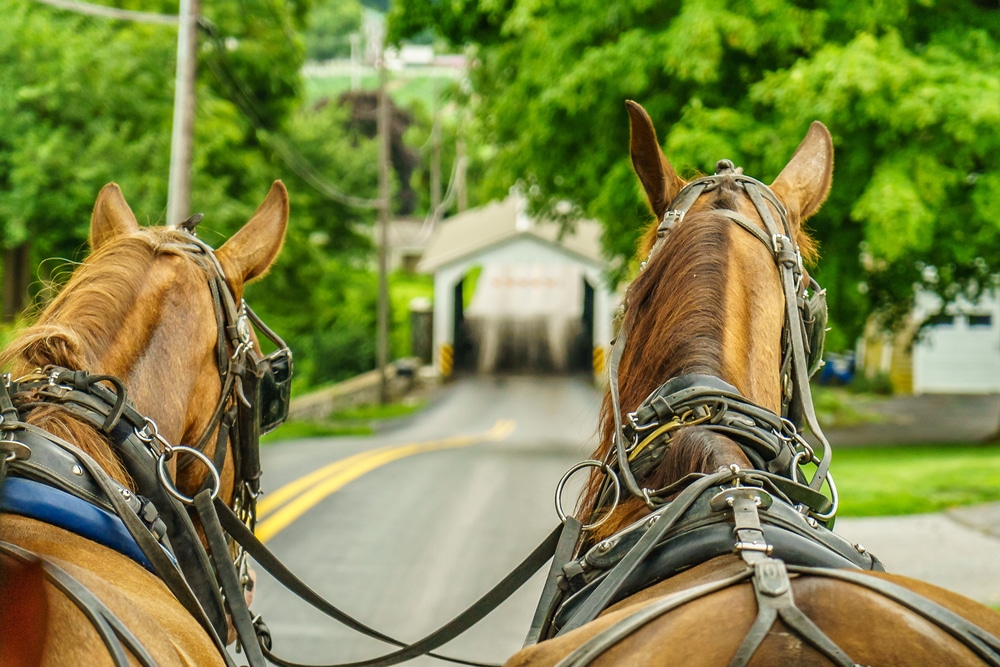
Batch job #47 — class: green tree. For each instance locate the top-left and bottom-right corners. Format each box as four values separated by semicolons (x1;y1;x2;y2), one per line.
389;0;1000;350
0;0;392;390
303;0;363;61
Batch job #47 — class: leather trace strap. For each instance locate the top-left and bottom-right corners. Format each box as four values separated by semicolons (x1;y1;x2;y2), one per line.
211;497;568;667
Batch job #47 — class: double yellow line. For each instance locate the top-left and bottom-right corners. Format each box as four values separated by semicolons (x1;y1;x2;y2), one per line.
254;419;516;543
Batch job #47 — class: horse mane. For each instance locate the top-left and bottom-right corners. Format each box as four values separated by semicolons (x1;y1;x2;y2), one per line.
0;228;196;489
580;177;816;538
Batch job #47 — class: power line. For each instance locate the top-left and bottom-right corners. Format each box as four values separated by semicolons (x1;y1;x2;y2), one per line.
29;0;386;211
200;20;383;210
30;0;178;24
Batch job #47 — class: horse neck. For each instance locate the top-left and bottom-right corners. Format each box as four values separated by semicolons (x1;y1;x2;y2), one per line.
19;404;134;489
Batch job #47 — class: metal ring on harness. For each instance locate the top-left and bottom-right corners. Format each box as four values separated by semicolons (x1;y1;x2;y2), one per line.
789;450;839;522
157;446;221;505
556;460;620;531
811;468;839;522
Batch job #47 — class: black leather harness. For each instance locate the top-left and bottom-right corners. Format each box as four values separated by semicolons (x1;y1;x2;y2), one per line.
539;469;1000;666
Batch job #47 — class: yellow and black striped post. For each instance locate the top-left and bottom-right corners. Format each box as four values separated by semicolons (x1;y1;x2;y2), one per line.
440;343;454;377
592;346;605;375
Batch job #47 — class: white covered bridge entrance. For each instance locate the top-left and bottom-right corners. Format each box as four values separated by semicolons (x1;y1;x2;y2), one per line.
417;194;616;380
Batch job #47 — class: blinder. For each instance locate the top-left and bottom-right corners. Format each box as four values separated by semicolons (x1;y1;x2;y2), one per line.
800;277;828;379
241;306;293;437
234;305;293;496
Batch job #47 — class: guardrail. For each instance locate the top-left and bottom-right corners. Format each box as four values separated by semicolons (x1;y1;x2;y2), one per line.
287;358;430;421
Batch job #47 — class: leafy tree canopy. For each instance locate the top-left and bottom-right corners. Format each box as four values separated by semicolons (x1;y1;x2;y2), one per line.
0;0;389;389
303;0;363;61
390;0;1000;350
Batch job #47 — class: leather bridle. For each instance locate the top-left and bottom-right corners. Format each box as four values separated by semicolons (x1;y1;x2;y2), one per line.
602;160;836;522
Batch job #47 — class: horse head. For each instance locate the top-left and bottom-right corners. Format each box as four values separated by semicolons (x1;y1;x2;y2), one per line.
581;102;833;540
4;182;288;506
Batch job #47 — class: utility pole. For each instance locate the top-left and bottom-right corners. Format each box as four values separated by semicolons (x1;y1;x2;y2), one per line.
430;80;441;215
349;33;361;91
166;0;199;226
376;45;391;404
456;135;468;213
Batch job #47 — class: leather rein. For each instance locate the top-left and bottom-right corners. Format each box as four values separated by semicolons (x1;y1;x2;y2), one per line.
0;231;560;667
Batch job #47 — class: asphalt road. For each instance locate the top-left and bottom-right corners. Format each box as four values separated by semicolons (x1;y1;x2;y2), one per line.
248;375;601;666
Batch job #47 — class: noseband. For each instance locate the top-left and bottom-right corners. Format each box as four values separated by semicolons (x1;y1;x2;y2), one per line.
600;160;835;524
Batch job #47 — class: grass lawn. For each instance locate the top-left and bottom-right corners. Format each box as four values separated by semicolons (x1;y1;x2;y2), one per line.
830;444;1000;517
262;399;426;443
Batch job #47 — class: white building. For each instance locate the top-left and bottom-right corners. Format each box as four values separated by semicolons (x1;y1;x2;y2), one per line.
912;291;1000;393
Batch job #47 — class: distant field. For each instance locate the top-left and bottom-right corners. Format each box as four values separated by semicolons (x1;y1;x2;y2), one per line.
303;64;464;113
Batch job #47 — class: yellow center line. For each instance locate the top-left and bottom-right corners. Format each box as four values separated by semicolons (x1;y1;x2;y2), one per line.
254;419;516;543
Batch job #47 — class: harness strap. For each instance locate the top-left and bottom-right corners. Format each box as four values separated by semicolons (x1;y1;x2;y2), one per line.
742;181;832;492
0;375;19;424
523;517;583;646
607;325;645;500
717;209;774;250
214;497;563;667
557;470;733;635
727;493;856;666
0;539;158;667
194;490;268;667
729;559;856;667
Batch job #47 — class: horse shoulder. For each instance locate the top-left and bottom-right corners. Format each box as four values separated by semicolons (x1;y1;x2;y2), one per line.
0;515;224;666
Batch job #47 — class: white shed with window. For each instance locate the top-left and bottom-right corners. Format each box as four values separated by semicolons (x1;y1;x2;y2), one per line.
912;291;1000;393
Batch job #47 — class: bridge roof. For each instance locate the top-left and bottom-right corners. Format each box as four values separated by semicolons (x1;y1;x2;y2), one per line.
416;194;605;273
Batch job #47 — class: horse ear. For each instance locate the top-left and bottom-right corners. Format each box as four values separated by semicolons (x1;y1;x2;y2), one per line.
90;183;140;250
627;100;685;220
216;181;289;286
770;121;833;221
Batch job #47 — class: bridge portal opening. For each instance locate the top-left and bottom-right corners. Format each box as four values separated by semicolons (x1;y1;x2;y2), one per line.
451;267;481;373
462;264;592;375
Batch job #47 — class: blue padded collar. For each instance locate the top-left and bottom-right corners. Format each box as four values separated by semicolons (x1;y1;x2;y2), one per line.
0;476;164;572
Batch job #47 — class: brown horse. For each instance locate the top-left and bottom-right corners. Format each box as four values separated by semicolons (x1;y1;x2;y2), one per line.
508;102;1000;666
0;182;288;666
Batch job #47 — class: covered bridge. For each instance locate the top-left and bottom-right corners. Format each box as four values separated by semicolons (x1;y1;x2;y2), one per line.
417;194;617;380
